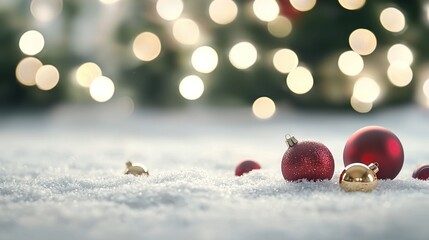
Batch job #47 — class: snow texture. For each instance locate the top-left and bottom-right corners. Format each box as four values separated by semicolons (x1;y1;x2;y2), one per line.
1;105;429;240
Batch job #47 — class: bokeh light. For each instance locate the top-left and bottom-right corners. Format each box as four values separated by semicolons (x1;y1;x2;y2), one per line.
286;66;314;94
173;18;200;45
253;0;279;22
425;4;429;25
267;16;292;38
209;0;237;25
35;65;60;91
156;0;183;21
19;30;45;56
16;57;43;86
352;77;380;103
387;44;413;66
423;79;429;99
252;97;276;119
349;29;377;56
350;96;373;113
273;49;299;74
30;0;63;22
338;0;365;10
179;75;204;100
191;46;218;74
90;76;115;102
99;0;120;5
290;0;317;12
229;42;258;70
117;96;135;117
76;62;102;87
7;0;421;110
338;51;364;76
133;32;162;61
380;7;406;33
387;63;413;87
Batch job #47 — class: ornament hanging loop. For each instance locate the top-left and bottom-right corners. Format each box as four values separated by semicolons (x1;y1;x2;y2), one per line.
369;162;379;174
285;134;298;147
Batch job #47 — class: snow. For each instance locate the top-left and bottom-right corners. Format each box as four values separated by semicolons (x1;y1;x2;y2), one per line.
1;105;429;240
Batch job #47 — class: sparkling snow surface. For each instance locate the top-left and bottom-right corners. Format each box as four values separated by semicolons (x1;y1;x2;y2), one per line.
1;105;429;240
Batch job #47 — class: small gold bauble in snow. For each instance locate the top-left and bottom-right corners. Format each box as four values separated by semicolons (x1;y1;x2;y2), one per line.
339;162;379;192
124;161;149;176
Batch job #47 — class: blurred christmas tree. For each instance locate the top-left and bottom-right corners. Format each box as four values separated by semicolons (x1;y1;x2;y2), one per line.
3;0;429;113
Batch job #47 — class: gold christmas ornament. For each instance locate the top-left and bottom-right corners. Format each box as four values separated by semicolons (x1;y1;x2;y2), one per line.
339;162;379;192
124;161;149;176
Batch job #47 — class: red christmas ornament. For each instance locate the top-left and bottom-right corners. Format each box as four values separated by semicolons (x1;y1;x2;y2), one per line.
281;135;335;181
412;164;429;180
343;126;404;180
235;160;261;176
278;0;302;20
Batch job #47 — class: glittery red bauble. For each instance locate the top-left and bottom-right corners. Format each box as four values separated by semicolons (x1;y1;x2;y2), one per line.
412;164;429;180
281;137;335;181
343;126;404;180
235;160;261;176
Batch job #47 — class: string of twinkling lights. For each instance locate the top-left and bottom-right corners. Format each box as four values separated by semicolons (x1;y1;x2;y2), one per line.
12;0;429;117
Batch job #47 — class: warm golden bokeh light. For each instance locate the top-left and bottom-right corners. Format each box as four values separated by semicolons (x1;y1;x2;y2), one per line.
252;97;276;119
156;0;183;21
423;79;429;99
19;30;45;56
349;29;377;56
426;4;429;25
35;65;60;91
229;42;258;70
350;96;373;113
191;46;218;74
209;0;238;25
253;0;279;22
173;18;200;45
13;0;418;110
133;32;162;61
380;7;406;33
16;57;43;86
76;62;102;88
99;0;120;5
90;76;115;102
353;77;380;103
179;75;204;100
290;0;317;12
286;66;314;94
267;16;292;38
30;0;63;22
387;44;413;66
273;49;299;74
387;63;413;87
338;51;364;76
338;0;365;10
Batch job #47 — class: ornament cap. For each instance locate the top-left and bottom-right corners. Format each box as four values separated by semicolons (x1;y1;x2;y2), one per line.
285;134;298;148
369;162;379;174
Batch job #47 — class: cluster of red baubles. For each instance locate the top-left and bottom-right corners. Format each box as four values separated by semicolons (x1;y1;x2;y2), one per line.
235;126;429;181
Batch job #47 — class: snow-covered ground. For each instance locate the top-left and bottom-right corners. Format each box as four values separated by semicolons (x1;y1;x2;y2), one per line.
1;105;429;240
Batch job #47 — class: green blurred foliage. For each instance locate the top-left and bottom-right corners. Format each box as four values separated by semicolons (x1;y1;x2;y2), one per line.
1;0;426;109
